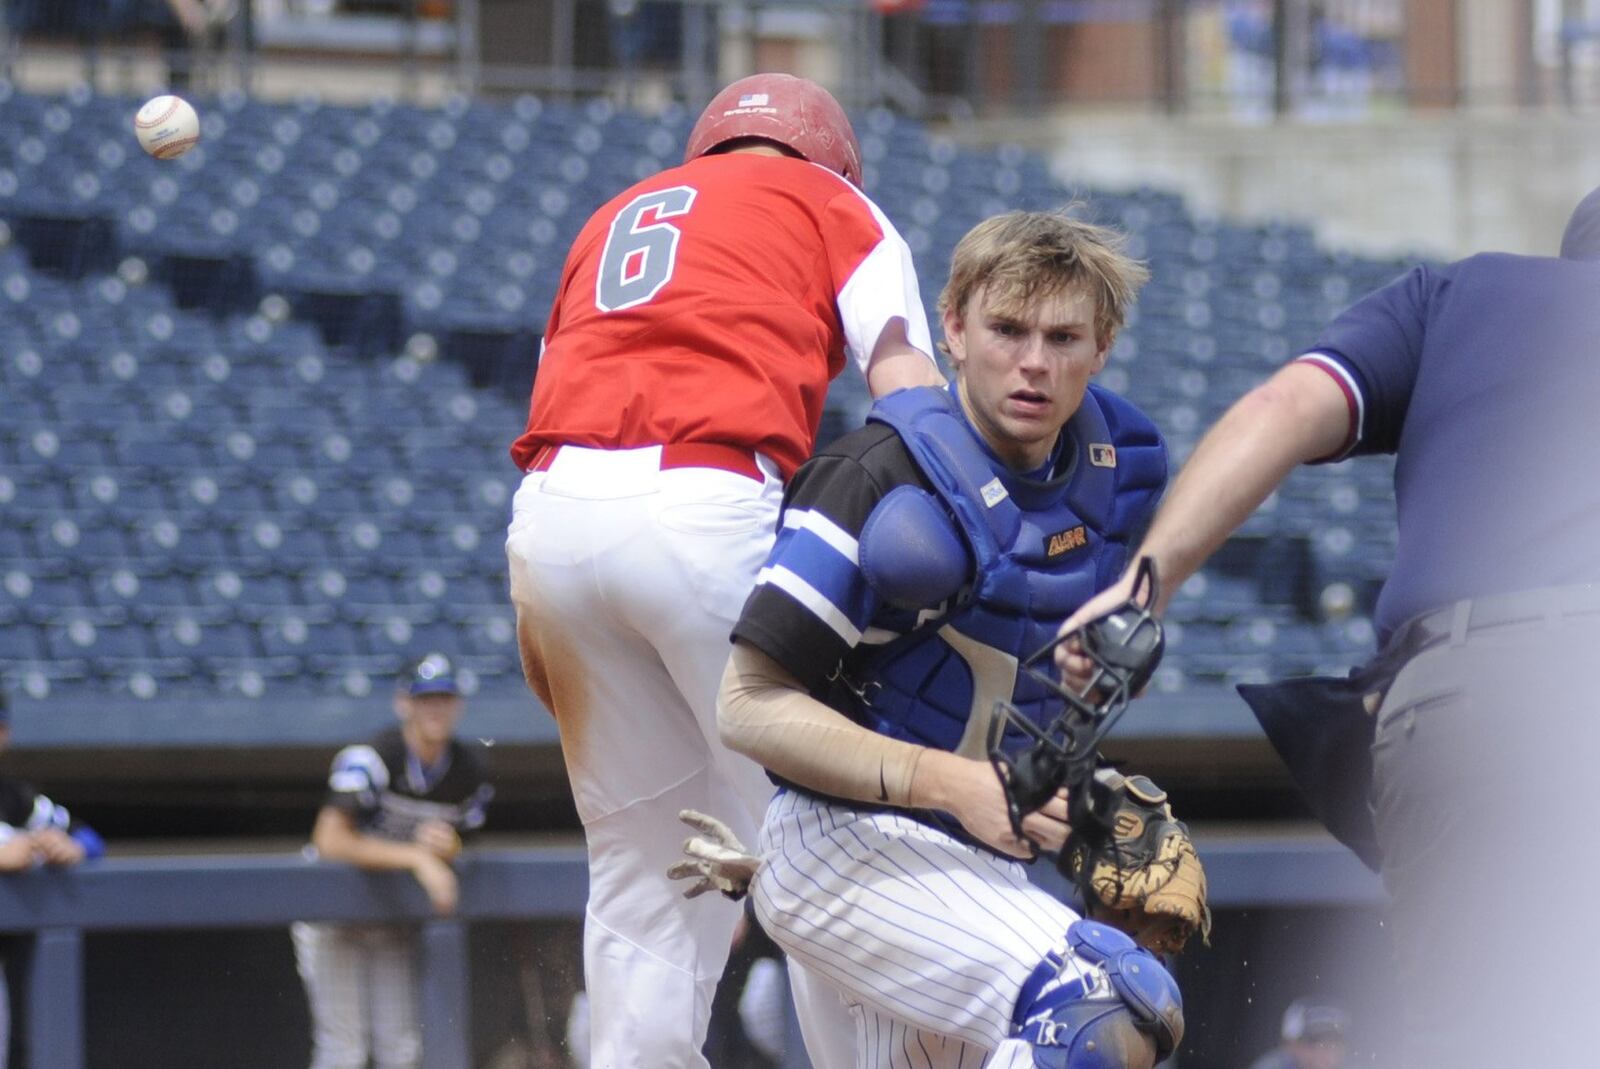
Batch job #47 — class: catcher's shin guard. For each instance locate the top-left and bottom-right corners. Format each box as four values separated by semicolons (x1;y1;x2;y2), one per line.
1014;920;1184;1069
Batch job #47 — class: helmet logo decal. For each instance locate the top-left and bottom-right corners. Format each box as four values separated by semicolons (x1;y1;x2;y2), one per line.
684;73;863;187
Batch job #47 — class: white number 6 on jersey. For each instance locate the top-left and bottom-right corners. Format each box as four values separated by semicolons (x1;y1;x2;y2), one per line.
595;185;697;312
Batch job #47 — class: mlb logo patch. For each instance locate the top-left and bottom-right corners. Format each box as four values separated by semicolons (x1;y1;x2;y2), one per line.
1089;443;1116;468
980;478;1009;508
738;93;770;107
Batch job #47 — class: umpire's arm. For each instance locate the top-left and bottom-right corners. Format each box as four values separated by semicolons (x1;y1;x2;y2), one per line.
1057;360;1351;666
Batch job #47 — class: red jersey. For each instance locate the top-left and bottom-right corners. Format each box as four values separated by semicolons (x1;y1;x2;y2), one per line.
510;154;932;480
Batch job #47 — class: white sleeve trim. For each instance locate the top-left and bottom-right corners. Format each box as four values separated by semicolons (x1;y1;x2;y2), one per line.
755;565;863;646
330;744;388;793
26;794;65;832
829;181;936;376
781;507;860;564
1297;351;1365;447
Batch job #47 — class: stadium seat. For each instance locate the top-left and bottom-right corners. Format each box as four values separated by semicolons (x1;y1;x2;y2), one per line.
364;617;462;663
44;617;151;673
113;432;209;471
196;568;300;618
87;567;192;620
258;613;360;662
34;515;129;561
1;470;71;518
271;473;367;517
0;626;48;663
129;517;234;566
235;518;331;570
74;476;170;524
5;569;91;624
150;617;260;670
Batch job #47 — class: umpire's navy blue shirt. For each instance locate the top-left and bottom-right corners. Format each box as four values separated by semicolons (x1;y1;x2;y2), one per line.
1303;249;1600;643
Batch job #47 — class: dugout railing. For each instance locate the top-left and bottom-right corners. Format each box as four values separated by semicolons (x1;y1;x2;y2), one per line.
0;836;1380;1069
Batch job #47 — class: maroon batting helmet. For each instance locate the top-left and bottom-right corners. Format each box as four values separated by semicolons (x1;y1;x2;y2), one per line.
683;73;863;188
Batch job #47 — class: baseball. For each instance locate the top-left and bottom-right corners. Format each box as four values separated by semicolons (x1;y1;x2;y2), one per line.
134;95;201;160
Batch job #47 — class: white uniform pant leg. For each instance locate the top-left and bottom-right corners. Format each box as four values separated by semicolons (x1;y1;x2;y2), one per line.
619;467;864;1069
365;925;421;1069
646;574;787;843
787;957;860;1069
596;460;861;1069
506;450;782;1069
752;792;1082;1068
293;921;372;1069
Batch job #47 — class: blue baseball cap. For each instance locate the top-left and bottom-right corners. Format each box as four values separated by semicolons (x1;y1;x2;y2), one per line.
400;653;460;697
1282;1000;1348;1043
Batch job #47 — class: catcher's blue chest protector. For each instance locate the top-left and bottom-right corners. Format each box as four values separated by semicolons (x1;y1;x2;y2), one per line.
852;386;1165;761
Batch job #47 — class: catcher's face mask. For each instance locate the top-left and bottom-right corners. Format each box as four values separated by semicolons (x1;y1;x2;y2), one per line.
986;557;1165;833
1050;556;1164;715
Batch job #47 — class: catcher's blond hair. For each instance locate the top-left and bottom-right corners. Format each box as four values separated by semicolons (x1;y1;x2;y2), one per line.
937;209;1149;354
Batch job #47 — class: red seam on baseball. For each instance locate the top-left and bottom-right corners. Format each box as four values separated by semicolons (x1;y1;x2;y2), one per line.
154;136;200;159
135;99;181;130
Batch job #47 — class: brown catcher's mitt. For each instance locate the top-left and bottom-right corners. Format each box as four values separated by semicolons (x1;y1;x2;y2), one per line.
1061;768;1211;955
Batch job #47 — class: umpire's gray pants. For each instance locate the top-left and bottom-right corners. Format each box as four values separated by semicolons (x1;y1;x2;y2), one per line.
1371;590;1600;1069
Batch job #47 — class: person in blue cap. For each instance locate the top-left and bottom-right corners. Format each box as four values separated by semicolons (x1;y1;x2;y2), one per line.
1247;1000;1349;1069
0;686;105;1069
291;654;494;1069
0;688;104;873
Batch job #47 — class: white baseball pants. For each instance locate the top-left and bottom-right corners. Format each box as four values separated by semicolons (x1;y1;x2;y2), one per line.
753;790;1084;1069
506;445;788;1069
291;921;421;1069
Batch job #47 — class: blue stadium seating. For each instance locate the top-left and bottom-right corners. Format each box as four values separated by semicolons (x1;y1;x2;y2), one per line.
0;626;49;664
92;568;195;620
0;80;1406;735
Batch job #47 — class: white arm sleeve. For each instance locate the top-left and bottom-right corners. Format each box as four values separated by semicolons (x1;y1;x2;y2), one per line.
834;192;936;376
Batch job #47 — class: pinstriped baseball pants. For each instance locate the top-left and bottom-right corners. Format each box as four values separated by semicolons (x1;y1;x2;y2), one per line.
753;790;1084;1068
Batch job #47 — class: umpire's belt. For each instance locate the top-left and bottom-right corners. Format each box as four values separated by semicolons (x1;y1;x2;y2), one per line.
528;442;763;482
1400;582;1600;653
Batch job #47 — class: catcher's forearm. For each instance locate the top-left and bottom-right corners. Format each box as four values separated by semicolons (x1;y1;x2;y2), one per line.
718;643;926;806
